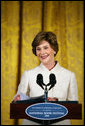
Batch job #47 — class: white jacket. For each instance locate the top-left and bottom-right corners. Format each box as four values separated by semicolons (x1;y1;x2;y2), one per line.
17;62;78;101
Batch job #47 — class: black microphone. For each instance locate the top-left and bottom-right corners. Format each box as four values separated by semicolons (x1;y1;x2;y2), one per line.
36;73;56;102
36;74;44;89
48;73;56;90
36;74;48;102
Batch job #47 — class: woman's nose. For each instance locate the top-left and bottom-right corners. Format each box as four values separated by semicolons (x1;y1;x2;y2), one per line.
40;49;45;55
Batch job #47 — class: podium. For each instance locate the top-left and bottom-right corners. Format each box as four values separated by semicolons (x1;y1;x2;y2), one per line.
10;100;82;125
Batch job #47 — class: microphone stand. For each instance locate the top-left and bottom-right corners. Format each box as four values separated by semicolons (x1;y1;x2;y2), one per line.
44;85;48;102
43;85;51;125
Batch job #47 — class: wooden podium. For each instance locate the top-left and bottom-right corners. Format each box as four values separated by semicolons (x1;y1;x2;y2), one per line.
10;100;82;124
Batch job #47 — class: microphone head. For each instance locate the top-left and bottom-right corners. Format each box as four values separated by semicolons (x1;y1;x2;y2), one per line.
36;74;44;89
49;73;56;84
49;73;56;90
36;74;43;84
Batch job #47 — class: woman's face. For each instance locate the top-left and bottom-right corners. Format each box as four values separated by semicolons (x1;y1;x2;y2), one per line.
36;40;56;65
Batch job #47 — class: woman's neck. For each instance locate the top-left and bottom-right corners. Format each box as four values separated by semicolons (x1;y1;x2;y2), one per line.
43;61;56;70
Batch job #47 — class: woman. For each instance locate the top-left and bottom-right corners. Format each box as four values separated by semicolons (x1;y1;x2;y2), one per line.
13;31;78;125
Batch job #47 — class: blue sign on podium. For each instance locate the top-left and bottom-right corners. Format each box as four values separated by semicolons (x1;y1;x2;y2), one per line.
25;103;68;120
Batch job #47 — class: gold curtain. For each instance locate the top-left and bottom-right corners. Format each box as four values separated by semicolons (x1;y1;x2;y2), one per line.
1;1;84;125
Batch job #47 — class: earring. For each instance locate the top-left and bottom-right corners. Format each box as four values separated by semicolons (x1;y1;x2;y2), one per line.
54;51;56;54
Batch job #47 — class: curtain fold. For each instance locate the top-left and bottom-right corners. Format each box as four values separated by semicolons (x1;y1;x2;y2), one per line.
1;1;20;125
1;1;84;125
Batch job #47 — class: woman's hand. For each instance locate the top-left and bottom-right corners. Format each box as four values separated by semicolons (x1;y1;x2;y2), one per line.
13;94;21;102
47;97;58;101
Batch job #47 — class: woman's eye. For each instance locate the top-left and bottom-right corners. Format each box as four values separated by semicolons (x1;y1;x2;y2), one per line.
36;46;49;51
44;46;48;49
36;48;41;51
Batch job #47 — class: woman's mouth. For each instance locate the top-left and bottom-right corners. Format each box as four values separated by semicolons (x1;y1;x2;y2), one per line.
40;55;49;60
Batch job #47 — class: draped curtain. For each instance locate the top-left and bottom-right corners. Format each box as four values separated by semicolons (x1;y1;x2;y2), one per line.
1;1;84;125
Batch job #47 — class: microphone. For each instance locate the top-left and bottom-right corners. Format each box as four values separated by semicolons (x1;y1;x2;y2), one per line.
36;74;48;102
36;74;56;102
36;73;56;90
48;73;56;90
36;74;44;89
